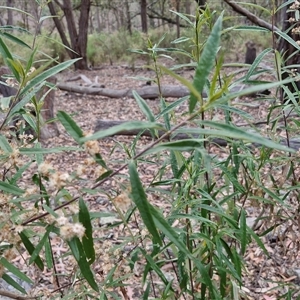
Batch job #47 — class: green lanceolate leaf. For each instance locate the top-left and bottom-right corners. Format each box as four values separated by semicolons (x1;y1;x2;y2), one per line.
57;111;84;144
0;181;25;196
198;120;294;152
20;58;80;97
8;82;43;118
189;13;223;113
0;37;20;81
148;204;214;293
0;257;33;284
79;198;95;264
22;113;37;133
44;237;53;269
0;31;31;49
133;90;155;122
143;139;206;156
2;273;26;294
68;237;99;292
0;134;12;153
240;209;247;255
141;249;171;287
80;121;164;142
19;145;80;155
129;161;162;246
19;231;44;270
29;225;53;265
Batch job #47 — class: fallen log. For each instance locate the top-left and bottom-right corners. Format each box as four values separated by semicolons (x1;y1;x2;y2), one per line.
57;82;270;100
94;120;300;150
95;119;228;146
57;83;190;99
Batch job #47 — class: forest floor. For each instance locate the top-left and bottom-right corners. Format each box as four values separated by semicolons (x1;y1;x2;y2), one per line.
2;62;300;300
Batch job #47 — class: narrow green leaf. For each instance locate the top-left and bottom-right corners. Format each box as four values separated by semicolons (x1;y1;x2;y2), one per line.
2;273;26;294
170;151;179;179
248;227;269;257
245;48;273;80
68;238;80;261
177;121;294;152
19;231;44;270
170;10;195;27
80;121;164;142
190;13;223;113
275;30;300;52
141;249;170;286
0;134;12;153
25;47;38;74
160;97;171;129
79;198;95;264
42;205;59;219
240;209;247;255
20;59;80;97
144;139;206;156
95;170;113;182
142;282;151;300
19;145;79;155
132;90;155;122
149;205;214;292
8;82;43;118
234;25;270;32
29;225;53;265
44;238;53;269
33;142;43;165
129;161;162;246
11;161;32;184
214;77;297;107
0;37;20;81
0;6;34;18
149;206;188;254
231;248;242;279
159;66;202;102
0;181;25;195
57;111;84;144
94;153;108;169
68;237;99;292
22;113;37;133
0;257;33;284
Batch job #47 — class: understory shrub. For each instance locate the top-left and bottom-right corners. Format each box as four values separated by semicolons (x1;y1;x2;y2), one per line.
1;2;300;300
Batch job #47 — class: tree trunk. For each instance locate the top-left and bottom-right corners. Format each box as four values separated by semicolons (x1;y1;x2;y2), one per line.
125;0;132;35
176;0;180;38
48;0;91;70
31;0;41;34
141;0;148;33
185;0;191;15
6;0;13;25
277;1;300;103
274;0;284;27
77;0;90;69
39;77;60;140
95;0;101;32
195;0;206;9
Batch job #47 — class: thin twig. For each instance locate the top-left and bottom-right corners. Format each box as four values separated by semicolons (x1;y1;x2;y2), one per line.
0;290;38;300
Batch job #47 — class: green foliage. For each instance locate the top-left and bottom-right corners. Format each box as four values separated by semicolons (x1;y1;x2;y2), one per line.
1;1;300;300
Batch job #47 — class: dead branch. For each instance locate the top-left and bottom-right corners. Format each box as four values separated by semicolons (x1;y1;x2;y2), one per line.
0;289;38;300
223;0;280;32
